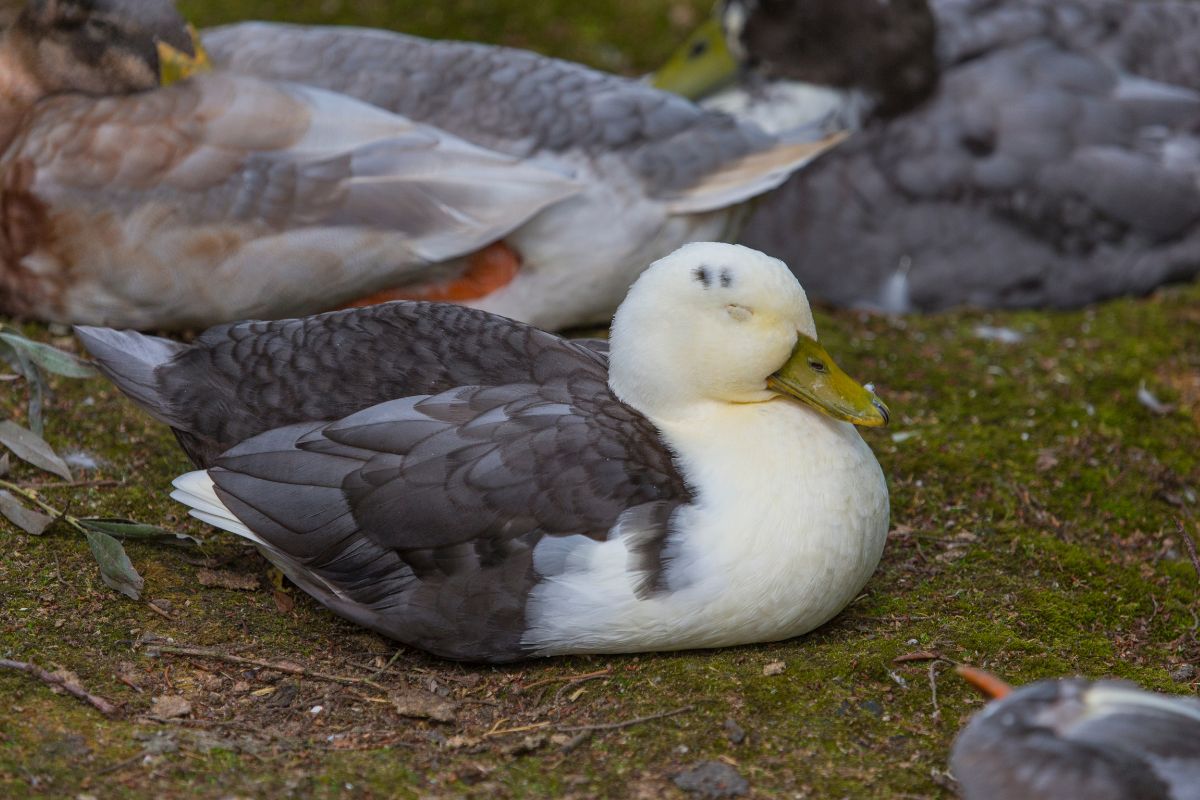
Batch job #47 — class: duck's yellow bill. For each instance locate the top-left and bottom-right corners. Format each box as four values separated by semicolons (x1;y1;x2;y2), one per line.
767;333;890;427
158;25;211;87
651;18;740;101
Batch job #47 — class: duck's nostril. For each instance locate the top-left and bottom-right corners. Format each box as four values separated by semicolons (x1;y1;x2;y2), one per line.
872;399;890;425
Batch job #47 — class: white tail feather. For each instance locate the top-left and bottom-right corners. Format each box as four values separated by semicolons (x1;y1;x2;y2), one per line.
170;470;262;545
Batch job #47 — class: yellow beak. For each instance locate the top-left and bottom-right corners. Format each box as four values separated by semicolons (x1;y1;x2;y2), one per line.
651;18;741;100
766;334;890;427
157;25;211;87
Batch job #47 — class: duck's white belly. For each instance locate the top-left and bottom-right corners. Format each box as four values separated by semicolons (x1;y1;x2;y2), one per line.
523;400;889;655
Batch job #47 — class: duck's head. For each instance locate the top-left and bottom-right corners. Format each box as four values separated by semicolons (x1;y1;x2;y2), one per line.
653;0;939;118
609;242;888;426
11;0;209;95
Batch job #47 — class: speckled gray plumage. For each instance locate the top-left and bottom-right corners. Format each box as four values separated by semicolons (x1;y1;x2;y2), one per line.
76;303;690;661
737;0;1200;310
203;22;780;195
951;678;1200;800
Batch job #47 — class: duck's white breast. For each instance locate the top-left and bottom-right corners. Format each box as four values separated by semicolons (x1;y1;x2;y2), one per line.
523;399;889;655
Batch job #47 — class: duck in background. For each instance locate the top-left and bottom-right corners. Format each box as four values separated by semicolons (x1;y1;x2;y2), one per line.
77;243;890;662
0;0;842;331
952;666;1200;800
201;19;847;331
654;0;1200;313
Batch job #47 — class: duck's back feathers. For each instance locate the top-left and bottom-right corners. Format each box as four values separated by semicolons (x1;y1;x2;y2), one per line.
203;22;833;199
77;302;614;466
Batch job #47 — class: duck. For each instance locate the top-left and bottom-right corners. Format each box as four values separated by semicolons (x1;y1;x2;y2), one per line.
952;666;1200;800
76;242;891;662
652;0;1200;312
0;0;842;331
200;18;849;331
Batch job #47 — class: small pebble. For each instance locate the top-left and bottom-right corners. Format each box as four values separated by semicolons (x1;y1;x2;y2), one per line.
1170;664;1197;683
723;718;746;745
673;761;749;799
762;660;786;676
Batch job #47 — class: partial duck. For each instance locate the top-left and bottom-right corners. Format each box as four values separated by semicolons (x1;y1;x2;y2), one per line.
952;666;1200;800
0;0;842;331
0;0;586;329
199;19;846;330
654;0;1200;312
78;242;890;662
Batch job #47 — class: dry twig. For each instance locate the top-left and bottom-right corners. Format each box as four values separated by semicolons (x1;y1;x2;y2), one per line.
148;645;387;691
1177;519;1200;581
0;658;119;716
557;704;694;733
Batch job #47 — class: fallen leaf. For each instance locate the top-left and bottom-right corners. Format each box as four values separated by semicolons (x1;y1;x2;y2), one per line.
1035;449;1059;472
81;518;200;546
0;490;55;535
0;420;72;480
85;529;144;600
197;569;259;591
150;695;192;719
273;589;295;613
392;689;458;723
762;661;786;677
0;332;97;378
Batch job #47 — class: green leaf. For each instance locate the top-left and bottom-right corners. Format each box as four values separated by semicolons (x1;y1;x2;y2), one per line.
85;529;144;600
0;333;98;379
81;518;201;547
10;347;45;437
0;490;55;535
0;420;72;480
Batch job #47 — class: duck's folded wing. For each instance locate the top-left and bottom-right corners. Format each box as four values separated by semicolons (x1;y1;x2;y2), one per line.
21;72;580;263
205;23;839;212
172;381;690;662
76;302;608;467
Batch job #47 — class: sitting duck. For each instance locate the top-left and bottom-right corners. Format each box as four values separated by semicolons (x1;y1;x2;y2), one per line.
78;242;891;662
654;0;1200;312
0;0;840;330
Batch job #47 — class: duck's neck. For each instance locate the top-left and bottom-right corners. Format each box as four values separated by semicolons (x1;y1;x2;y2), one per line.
0;33;45;146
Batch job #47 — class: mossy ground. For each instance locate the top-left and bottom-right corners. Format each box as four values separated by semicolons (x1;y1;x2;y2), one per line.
2;2;1200;798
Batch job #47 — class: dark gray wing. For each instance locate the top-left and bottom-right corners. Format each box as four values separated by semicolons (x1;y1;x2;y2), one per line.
203;22;781;194
742;8;1200;311
77;302;608;466
206;379;690;662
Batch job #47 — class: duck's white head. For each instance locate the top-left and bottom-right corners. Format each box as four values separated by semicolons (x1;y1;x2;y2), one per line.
609;242;888;426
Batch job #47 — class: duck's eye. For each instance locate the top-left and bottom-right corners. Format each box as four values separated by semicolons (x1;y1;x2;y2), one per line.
688;39;709;60
808;359;827;373
726;303;752;322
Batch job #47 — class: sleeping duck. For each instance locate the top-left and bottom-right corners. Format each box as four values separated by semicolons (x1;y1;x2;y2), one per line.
77;242;891;662
654;0;1200;312
952;667;1200;800
200;19;850;331
0;0;840;331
